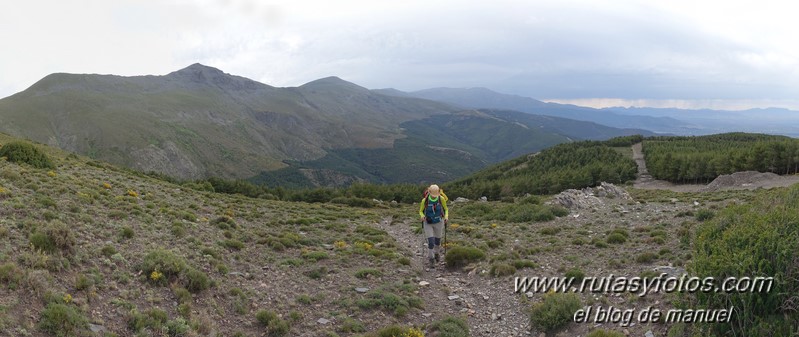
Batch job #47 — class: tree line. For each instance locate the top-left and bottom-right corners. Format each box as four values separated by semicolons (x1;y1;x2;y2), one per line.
643;133;799;183
444;137;639;199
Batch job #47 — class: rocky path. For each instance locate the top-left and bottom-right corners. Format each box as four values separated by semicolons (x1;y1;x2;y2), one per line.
376;217;531;337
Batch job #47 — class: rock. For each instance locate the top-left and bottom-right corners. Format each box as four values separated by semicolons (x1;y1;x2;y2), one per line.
317;318;330;325
454;197;470;203
354;287;369;293
419;281;430;286
89;324;106;333
645;330;655;337
422;313;433;317
448;295;460;300
693;201;700;206
479;196;488;202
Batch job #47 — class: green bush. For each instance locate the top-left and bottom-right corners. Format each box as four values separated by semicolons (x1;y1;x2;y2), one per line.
490;263;517;277
513;260;537;269
445;246;485;268
429;316;470;337
694;209;715;222
587;329;625;337
0;263;23;289
606;233;627;244
184;267;210;293
140;249;211;293
564;268;585;283
354;268;383;279
255;310;290;336
635;252;658;264
120;226;135;239
29;222;75;254
38;303;88;337
691;185;799;336
0;141;55;169
529;292;581;331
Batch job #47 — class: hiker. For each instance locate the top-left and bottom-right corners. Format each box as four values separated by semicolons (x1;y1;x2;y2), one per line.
419;184;448;266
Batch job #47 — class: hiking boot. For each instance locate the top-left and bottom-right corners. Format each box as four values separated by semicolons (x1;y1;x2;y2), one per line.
429;257;436;267
434;253;440;263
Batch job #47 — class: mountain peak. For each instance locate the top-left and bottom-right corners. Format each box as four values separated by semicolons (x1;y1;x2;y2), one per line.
166;63;269;91
300;76;367;92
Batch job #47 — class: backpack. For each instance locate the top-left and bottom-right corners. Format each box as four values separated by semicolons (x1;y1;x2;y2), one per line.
423;189;448;223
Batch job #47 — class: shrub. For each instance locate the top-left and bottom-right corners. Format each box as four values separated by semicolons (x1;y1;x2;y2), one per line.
120;226;135;239
0;263;23;289
355;268;383;279
564;268;585;283
255;310;290;336
340;318;366;333
0;141;55;169
691;185;799;336
141;249;187;282
587;329;625;337
38;303;88;337
184;267;210;293
606;233;627;244
490;263;517;277
635;252;658;264
513;260;537;269
429;316;470;337
529;292;581;331
30;222;75;254
211;216;237;229
445;246;485;268
694;209;715;222
223;239;245;250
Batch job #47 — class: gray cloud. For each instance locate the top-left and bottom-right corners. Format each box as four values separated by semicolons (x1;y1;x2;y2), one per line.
1;0;797;108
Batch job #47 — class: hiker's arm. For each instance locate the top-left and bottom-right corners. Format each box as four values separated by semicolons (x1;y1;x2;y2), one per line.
419;198;426;218
442;199;449;220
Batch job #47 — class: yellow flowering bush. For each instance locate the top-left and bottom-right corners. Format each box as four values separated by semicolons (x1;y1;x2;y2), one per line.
354;242;373;251
449;223;460;230
127;190;139;198
63;293;73;303
47;170;56;177
102;182;111;189
402;328;424;337
334;241;348;249
491;223;498;229
150;270;163;282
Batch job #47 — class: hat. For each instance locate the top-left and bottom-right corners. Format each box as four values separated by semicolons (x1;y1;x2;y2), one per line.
428;184;440;197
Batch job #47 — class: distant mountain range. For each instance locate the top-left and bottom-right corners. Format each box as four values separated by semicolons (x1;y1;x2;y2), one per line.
379;87;799;137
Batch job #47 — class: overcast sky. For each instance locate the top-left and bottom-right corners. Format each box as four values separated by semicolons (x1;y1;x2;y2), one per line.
2;0;797;109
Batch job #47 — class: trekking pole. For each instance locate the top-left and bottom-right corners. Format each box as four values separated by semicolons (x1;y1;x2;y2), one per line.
443;219;448;257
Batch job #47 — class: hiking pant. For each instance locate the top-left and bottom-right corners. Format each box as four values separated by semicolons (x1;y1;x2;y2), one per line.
424;220;444;258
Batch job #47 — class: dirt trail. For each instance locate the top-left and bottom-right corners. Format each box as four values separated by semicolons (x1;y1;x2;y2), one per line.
631;143;707;192
376;217;529;337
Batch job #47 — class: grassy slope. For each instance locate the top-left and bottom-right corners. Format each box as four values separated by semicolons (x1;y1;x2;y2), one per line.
0;133;430;336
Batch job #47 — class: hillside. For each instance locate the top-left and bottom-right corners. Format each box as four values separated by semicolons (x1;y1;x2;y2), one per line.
2;134;799;336
0;64;455;180
250;110;648;188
